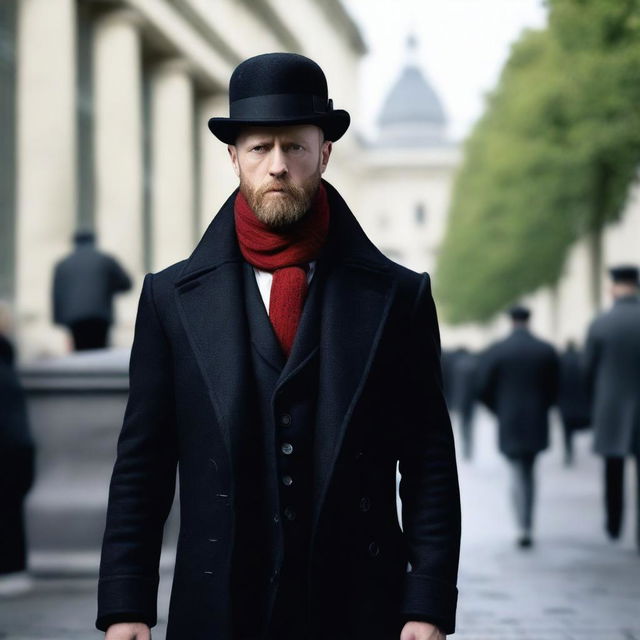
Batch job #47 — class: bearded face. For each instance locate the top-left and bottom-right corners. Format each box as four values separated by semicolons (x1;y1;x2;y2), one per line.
239;169;322;229
229;125;332;230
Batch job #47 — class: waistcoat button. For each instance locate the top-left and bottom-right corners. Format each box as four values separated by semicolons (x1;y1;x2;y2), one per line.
281;442;294;455
282;475;293;487
280;414;292;426
368;541;380;557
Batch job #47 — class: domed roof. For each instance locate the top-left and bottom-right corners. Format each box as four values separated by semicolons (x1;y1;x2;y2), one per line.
378;64;446;129
375;37;448;147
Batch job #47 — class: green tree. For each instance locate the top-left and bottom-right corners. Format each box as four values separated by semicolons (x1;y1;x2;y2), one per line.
436;0;640;324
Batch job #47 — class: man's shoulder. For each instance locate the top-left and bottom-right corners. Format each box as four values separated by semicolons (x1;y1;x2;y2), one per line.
146;260;189;292
380;258;433;305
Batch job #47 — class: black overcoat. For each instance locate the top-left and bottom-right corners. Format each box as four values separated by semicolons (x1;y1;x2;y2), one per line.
478;328;559;456
52;246;132;326
96;181;461;639
584;296;640;456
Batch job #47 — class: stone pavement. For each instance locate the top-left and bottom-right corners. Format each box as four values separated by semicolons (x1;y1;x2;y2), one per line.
454;409;640;640
0;409;638;639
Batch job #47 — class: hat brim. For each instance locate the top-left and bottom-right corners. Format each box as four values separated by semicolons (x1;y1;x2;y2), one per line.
207;110;350;144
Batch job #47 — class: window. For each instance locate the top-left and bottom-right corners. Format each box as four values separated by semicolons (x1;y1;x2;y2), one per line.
415;203;427;225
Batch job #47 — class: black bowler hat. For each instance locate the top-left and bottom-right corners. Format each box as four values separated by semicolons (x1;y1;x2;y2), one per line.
609;264;639;285
208;52;350;144
508;305;531;321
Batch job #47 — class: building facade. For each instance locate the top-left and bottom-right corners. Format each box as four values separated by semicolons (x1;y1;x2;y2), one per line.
3;1;637;359
2;0;365;360
356;41;460;279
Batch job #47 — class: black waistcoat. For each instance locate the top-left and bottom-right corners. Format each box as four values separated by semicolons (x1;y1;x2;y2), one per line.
231;262;323;639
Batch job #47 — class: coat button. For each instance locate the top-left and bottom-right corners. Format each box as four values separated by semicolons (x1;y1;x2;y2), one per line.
280;414;292;426
284;506;296;521
368;541;380;557
281;442;294;455
282;475;293;487
273;512;280;524
270;568;280;584
359;497;371;512
355;449;365;461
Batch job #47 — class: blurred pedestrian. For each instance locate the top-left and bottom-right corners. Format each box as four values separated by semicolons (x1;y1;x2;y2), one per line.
584;265;640;548
478;306;559;548
0;316;35;596
558;340;591;466
52;230;132;351
451;348;479;460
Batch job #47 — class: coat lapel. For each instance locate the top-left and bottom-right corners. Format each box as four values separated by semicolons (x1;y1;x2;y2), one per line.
311;182;398;534
174;190;252;478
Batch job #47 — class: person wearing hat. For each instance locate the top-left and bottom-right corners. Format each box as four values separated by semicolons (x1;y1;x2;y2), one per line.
584;265;640;549
96;53;460;640
477;306;559;548
52;230;132;351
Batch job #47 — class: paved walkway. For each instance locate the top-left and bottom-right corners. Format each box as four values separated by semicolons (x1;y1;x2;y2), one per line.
0;410;638;639
455;409;640;640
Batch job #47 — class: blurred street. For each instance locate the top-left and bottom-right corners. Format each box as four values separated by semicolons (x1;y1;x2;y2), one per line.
0;409;639;640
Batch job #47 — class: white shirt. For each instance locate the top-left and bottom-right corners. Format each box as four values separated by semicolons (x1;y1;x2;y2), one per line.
253;261;316;314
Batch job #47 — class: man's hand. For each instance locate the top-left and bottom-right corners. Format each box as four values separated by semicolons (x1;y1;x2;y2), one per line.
104;622;151;639
400;621;445;640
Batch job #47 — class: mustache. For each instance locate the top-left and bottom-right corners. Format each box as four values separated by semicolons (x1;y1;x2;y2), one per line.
256;180;303;198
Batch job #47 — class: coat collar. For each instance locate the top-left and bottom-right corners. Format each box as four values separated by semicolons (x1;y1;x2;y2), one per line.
175;180;389;286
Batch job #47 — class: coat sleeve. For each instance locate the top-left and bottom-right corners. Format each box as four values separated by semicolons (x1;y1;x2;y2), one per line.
582;321;600;397
109;256;133;293
397;273;461;634
96;273;178;632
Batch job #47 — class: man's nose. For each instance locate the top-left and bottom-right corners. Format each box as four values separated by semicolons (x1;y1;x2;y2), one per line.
268;147;287;177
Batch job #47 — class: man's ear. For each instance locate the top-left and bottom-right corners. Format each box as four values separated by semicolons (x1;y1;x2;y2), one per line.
320;141;332;175
228;145;240;178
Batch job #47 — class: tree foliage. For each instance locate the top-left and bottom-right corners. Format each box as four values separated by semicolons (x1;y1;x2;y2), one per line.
436;0;640;324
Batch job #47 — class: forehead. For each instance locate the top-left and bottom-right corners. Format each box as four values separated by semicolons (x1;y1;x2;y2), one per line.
235;124;322;144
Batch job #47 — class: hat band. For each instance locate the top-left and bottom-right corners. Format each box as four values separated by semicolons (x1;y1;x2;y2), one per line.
230;93;332;119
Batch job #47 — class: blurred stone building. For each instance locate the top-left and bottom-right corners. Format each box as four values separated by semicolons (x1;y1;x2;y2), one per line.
0;0;366;360
3;1;636;361
354;38;460;277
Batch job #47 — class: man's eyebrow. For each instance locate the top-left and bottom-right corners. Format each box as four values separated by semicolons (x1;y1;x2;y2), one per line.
244;139;272;146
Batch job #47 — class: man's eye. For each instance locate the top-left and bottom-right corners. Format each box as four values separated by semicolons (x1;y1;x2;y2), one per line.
251;145;266;152
288;144;304;152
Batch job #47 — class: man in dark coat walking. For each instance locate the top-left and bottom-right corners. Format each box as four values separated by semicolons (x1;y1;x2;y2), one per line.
584;265;640;548
96;54;460;640
52;230;132;351
478;306;559;548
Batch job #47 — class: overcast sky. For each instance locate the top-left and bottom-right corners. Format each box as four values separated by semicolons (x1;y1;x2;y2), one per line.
343;0;548;142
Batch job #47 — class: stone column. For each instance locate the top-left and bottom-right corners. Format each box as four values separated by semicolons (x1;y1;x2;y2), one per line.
93;9;144;346
197;93;237;233
150;59;196;270
16;0;76;359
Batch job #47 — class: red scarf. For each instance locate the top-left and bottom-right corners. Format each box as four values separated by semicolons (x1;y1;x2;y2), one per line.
234;182;330;357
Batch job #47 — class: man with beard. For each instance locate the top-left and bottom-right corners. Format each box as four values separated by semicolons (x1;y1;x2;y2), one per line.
96;53;460;640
